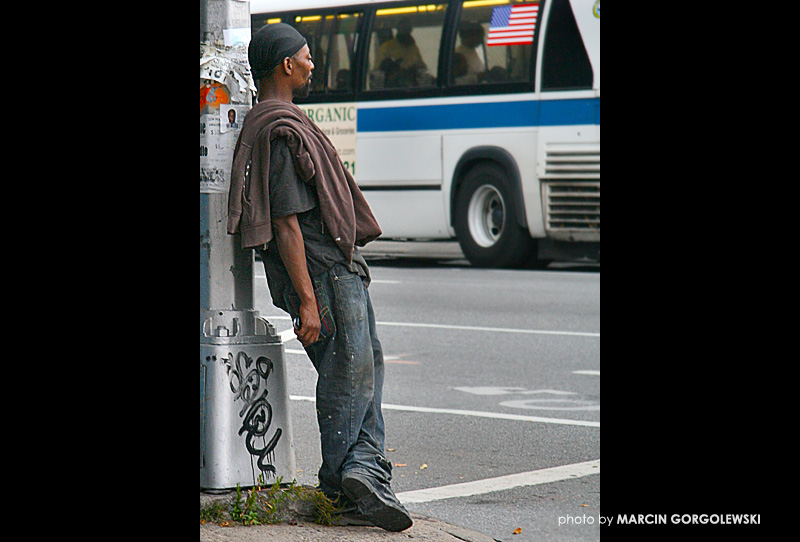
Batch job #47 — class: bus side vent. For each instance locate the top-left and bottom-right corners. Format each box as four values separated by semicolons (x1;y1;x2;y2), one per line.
542;143;600;179
540;143;600;241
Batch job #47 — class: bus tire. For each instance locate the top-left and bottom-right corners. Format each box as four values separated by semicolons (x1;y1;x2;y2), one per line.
454;163;534;268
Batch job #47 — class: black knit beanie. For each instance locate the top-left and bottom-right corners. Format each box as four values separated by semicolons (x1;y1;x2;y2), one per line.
249;23;308;80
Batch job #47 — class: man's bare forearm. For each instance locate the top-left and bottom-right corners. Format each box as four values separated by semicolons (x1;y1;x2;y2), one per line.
272;214;320;345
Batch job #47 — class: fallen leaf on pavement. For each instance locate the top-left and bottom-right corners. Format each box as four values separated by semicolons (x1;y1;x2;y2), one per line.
513;527;522;534
394;463;406;467
420;464;428;469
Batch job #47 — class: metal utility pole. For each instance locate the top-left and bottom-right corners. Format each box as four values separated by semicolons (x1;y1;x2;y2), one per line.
200;0;251;45
200;0;296;490
200;0;252;312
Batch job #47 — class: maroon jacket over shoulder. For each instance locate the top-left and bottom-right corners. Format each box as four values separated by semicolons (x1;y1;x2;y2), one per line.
227;99;381;262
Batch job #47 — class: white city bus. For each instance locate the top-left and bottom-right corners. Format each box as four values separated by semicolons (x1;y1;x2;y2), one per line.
250;0;599;268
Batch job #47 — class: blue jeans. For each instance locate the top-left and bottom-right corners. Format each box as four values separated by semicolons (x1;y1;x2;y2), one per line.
302;263;391;499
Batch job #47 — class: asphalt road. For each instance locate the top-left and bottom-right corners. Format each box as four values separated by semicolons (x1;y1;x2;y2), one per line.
253;246;600;542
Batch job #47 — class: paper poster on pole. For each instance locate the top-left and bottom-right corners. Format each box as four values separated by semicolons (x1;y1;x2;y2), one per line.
200;43;255;194
200;92;251;193
200;111;231;194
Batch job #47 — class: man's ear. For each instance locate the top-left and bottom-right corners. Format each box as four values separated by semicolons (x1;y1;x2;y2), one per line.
281;56;293;75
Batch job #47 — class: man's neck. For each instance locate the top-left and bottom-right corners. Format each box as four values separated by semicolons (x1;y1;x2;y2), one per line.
256;80;294;103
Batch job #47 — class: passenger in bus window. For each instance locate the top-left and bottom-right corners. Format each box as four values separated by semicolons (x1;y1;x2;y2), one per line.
375;27;394;48
373;19;426;73
451;52;468;84
454;22;485;84
229;22;413;533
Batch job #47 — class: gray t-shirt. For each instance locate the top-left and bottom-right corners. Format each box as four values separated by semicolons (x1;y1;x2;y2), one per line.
259;137;369;310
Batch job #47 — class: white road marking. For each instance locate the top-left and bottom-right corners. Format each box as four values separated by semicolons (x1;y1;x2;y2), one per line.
454;387;577;396
396;459;600;504
573;370;600;375
499;398;599;411
375;321;599;337
262;315;598;339
289;395;599;428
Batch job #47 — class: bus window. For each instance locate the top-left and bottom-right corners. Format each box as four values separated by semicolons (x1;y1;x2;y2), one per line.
541;0;592;90
366;4;447;90
295;14;337;94
328;13;362;93
295;12;363;95
451;0;538;86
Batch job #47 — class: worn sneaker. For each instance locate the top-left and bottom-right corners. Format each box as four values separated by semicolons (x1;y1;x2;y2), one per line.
341;472;413;532
330;497;374;527
336;509;374;526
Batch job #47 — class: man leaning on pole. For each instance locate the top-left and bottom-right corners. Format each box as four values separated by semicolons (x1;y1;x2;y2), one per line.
227;23;412;532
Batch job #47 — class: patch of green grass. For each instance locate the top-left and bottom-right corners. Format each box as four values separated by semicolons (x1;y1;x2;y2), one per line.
199;501;226;523
200;477;344;527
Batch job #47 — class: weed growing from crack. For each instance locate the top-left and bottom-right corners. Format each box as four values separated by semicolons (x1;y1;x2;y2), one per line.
200;476;342;527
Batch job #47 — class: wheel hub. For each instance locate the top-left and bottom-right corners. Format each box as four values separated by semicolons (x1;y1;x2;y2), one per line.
467;184;505;248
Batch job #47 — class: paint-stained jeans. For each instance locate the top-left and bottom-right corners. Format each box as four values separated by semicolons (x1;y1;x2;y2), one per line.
301;263;392;499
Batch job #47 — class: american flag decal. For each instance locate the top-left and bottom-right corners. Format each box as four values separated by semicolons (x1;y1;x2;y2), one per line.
487;2;539;46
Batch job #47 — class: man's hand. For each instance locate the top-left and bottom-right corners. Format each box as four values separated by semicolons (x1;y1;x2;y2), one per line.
296;300;321;347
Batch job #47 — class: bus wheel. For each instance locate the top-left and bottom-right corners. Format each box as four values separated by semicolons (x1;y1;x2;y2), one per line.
454;163;534;268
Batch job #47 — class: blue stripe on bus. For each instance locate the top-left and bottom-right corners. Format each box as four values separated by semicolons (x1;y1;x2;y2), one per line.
357;97;599;132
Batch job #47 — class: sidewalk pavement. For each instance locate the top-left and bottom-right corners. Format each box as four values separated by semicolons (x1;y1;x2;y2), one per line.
200;513;498;542
200;490;497;542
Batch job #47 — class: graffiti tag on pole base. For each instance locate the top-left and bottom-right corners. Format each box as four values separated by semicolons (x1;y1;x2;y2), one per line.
223;351;282;477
